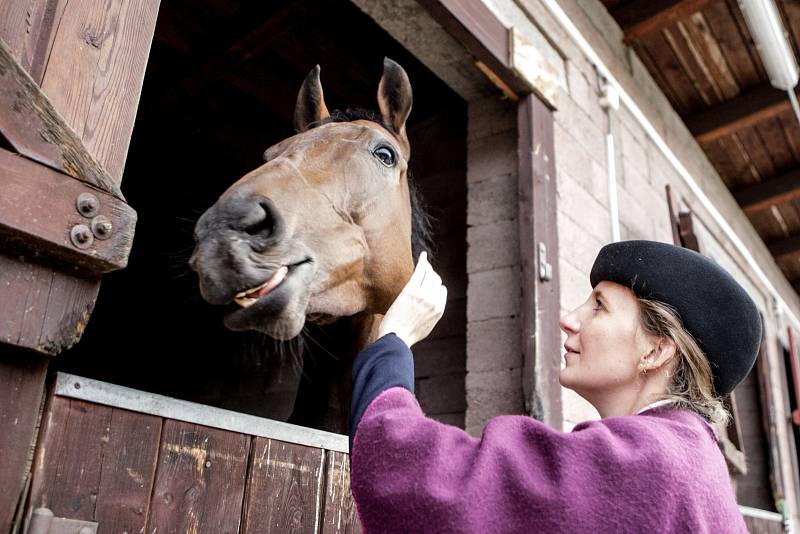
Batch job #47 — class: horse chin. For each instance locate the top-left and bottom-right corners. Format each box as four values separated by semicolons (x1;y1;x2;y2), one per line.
222;276;312;340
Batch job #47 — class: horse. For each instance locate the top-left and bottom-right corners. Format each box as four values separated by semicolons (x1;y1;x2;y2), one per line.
189;58;428;432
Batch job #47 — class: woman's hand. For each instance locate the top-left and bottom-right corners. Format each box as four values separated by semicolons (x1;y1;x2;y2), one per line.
379;251;448;347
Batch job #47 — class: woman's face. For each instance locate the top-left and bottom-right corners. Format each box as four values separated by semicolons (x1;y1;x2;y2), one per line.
559;281;653;401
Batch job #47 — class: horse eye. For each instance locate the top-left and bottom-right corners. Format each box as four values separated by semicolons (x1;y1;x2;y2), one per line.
373;146;396;167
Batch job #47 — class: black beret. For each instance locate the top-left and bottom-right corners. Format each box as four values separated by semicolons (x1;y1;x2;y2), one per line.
590;240;762;396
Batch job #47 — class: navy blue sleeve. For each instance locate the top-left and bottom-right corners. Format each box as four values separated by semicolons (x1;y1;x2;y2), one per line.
350;333;414;446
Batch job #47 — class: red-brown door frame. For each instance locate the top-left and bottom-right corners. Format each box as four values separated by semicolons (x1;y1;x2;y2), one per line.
417;0;563;427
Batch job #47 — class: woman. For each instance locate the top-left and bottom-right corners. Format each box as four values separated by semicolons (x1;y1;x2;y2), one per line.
349;241;761;533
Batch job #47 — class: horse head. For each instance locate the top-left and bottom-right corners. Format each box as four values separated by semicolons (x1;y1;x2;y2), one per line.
190;59;415;341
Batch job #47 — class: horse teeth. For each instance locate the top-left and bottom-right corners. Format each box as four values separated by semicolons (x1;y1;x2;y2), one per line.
234;296;257;308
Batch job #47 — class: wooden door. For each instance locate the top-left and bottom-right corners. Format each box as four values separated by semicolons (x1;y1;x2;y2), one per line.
0;1;159;529
25;373;361;533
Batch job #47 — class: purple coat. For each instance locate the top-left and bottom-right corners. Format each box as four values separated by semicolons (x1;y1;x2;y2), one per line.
351;387;746;534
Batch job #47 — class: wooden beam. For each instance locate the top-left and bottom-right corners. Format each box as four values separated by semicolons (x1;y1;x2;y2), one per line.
518;94;562;428
0;148;136;274
612;0;716;40
686;84;799;144
735;168;800;215
0;37;121;199
417;0;532;97
767;233;800;263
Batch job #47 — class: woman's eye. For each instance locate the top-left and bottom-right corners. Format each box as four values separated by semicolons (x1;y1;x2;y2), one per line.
374;146;396;167
593;299;604;311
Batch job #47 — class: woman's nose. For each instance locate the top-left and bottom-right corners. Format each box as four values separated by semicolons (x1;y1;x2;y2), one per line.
559;310;580;334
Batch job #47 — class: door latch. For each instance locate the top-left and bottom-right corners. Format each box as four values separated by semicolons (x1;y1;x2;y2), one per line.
538;242;553;281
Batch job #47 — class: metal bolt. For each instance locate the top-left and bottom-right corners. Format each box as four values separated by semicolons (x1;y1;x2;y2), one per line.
76;193;100;218
91;215;113;240
70;224;94;249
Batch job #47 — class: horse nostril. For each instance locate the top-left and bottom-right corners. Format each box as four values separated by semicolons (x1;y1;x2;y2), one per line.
240;196;283;245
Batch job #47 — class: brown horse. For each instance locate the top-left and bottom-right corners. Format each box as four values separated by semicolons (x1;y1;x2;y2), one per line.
190;59;424;432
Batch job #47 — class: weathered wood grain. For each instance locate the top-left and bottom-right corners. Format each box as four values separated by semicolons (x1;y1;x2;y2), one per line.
0;253;100;355
613;0;715;41
0;348;48;533
0;0;68;85
518;94;561;428
321;451;361;534
28;397;112;520
39;0;160;183
0;147;137;274
94;408;162;534
242;438;325;534
0;37;121;197
147;420;250;534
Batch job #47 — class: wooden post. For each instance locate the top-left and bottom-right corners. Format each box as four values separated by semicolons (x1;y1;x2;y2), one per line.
518;94;562;428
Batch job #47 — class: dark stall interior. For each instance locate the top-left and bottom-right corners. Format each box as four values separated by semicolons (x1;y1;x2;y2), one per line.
55;0;468;429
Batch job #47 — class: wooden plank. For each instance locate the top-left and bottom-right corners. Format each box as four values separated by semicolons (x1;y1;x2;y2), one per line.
787;328;800;426
28;397;112;520
147;420;250;533
27;393;162;533
39;0;161;183
94;408;162;534
0;349;48;533
0;148;137;274
242;438;325;533
767;233;800;263
321;451;361;534
755;323;786;507
0;253;100;355
416;0;531;97
686;85;799;144
0;37;121;198
0;0;68;84
518;94;562;428
612;0;715;41
735;168;800;215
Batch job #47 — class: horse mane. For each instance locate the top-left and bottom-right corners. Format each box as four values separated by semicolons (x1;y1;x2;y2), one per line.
321;108;434;263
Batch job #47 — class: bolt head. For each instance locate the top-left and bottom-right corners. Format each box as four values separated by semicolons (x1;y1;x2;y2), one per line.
77;193;100;218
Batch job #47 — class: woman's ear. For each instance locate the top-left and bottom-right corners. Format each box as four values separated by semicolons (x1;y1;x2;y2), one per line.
640;337;677;373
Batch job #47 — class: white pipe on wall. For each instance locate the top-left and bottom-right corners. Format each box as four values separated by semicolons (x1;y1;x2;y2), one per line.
537;0;800;334
600;83;621;242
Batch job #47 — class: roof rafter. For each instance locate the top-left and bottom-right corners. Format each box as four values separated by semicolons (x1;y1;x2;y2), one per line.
768;234;800;263
612;0;716;41
686;85;798;143
735;168;800;215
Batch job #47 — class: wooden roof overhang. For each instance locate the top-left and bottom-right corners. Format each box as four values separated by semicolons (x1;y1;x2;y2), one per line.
601;0;800;294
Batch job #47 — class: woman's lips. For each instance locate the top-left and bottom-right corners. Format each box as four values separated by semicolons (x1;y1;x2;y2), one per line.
233;266;289;308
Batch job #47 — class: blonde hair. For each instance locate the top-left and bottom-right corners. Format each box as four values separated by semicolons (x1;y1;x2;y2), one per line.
637;297;731;426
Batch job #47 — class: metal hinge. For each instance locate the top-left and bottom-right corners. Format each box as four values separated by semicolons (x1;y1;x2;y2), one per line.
24;508;98;534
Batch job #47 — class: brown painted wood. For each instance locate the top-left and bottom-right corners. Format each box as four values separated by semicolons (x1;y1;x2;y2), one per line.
416;0;530;96
94;408;162;534
321;451;361;534
147;420;250;533
0;349;47;533
735;168;800;215
612;0;716;41
28;397;112;520
0;148;137;274
787;328;800;426
518;94;562;428
767;233;800;263
0;0;68;85
755;325;786;507
743;514;784;534
0;38;121;198
38;0;161;183
686;85;798;144
242;438;324;533
0;253;100;355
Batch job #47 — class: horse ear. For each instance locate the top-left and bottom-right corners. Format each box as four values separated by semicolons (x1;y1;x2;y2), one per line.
294;65;330;132
377;58;413;142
